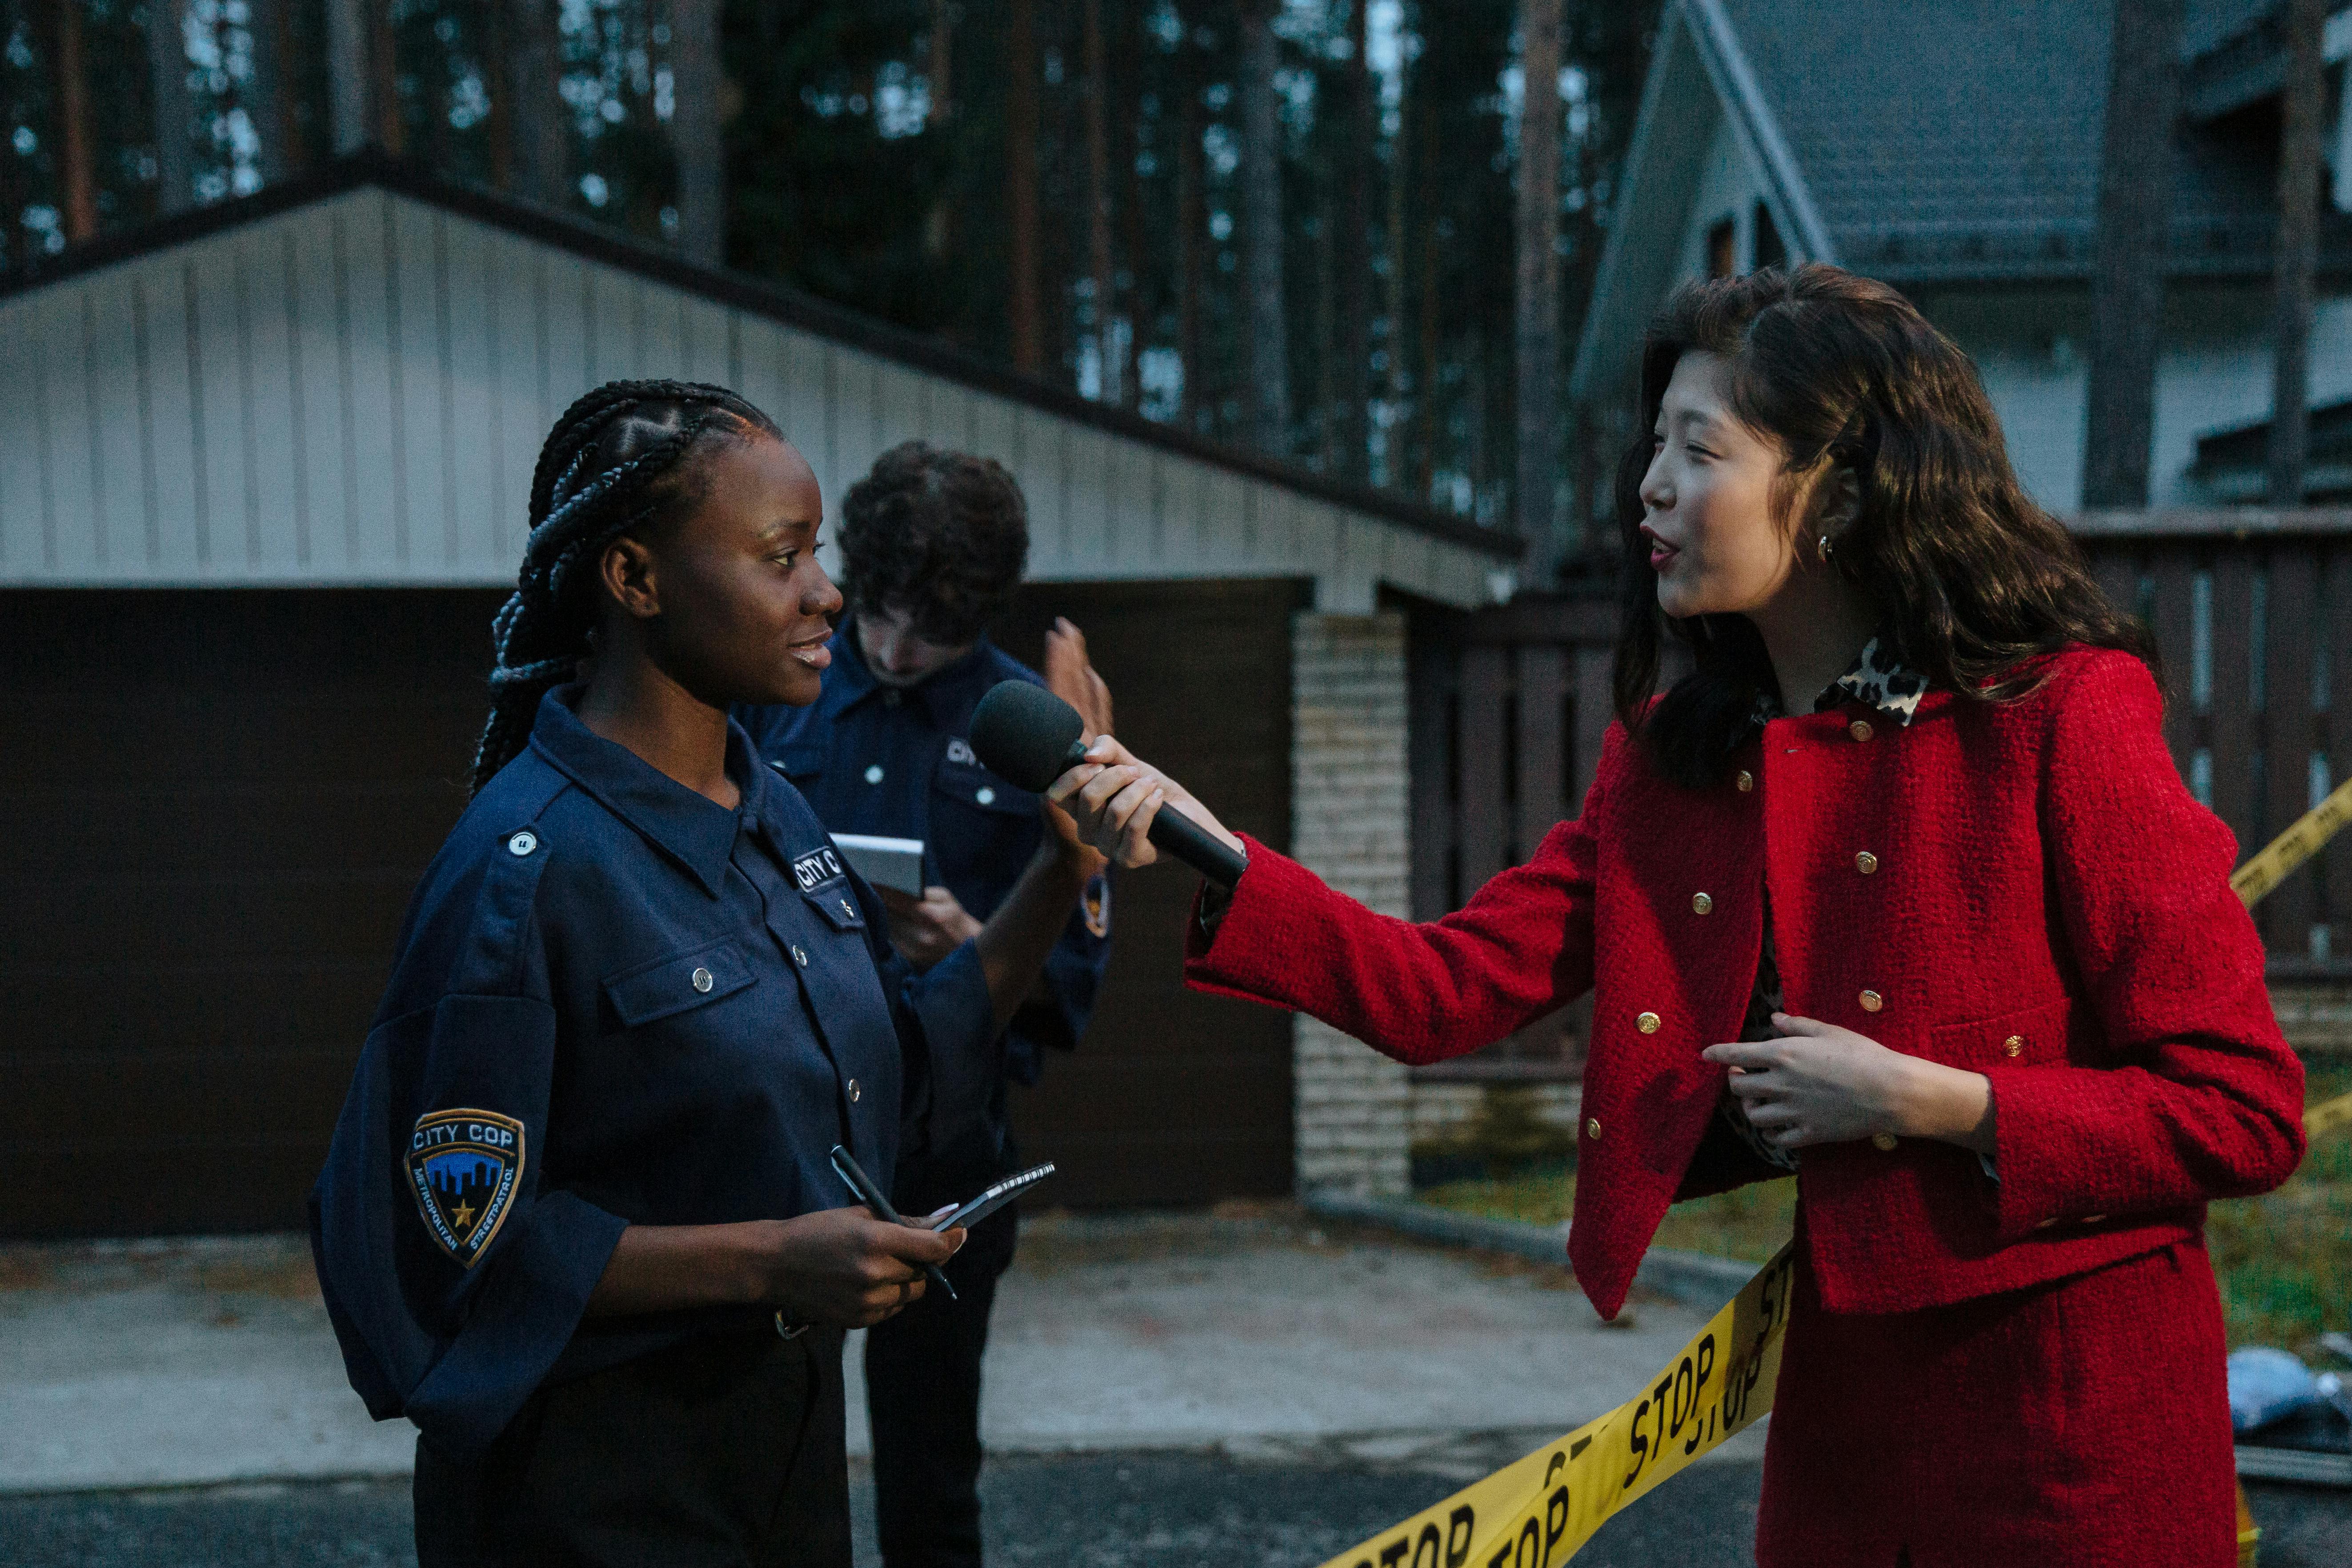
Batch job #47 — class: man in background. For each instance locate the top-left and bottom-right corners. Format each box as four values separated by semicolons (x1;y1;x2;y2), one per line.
739;440;1113;1568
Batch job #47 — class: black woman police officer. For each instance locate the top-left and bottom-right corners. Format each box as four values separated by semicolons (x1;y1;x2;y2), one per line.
309;382;1097;1566
738;441;1114;1568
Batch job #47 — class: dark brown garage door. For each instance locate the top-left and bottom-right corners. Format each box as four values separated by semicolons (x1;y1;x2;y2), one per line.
991;579;1304;1208
1;579;1300;1237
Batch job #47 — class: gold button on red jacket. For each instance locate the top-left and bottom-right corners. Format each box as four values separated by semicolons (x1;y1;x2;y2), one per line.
1184;650;2304;1320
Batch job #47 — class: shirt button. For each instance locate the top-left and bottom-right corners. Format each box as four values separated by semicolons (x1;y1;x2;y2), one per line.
1636;1011;1661;1034
976;787;996;805
863;764;885;784
1849;719;1874;742
1691;891;1713;914
1871;1131;1898;1151
791;945;809;967
1735;770;1755;792
1859;989;1883;1013
2003;1035;2025;1057
1855;850;1879;874
1586;1118;1603;1140
507;830;537;856
847;1079;861;1103
690;966;713;993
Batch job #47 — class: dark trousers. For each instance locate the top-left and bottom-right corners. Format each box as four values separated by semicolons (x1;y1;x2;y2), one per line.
863;1205;1016;1568
415;1323;851;1568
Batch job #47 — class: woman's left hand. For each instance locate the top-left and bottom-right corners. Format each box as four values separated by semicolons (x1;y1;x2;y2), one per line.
1703;1014;1995;1154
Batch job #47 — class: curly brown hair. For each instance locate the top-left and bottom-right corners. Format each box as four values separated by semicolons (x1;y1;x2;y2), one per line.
1612;265;2155;789
837;441;1030;647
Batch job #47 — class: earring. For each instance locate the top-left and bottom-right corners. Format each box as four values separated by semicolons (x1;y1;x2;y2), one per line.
1819;534;1834;561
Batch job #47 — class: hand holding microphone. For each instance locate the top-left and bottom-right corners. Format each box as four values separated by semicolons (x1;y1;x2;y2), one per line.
969;682;1247;886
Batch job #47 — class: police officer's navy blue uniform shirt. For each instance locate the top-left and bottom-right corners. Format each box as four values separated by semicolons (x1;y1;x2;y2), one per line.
308;685;994;1460
739;623;1110;1143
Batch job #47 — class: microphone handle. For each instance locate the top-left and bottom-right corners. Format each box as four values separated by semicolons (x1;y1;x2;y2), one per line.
1146;801;1249;889
1030;736;1245;887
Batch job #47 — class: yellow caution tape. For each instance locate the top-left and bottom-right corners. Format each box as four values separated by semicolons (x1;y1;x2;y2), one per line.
2307;1089;2352;1141
2229;774;2352;907
1314;1246;1797;1568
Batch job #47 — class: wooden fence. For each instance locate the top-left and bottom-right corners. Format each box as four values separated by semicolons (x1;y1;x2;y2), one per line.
1408;512;2352;1080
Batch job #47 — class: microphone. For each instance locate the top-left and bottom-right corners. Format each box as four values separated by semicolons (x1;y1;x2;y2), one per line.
969;680;1249;888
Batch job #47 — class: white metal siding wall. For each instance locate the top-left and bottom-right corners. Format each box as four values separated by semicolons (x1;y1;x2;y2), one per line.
0;187;1500;610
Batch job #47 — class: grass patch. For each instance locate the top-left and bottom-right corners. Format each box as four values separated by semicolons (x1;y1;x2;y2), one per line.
2210;1063;2352;1358
1417;1164;1797;1264
1418;1066;2352;1347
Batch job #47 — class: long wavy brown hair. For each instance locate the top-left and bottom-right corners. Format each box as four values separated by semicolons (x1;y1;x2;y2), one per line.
1611;265;2154;789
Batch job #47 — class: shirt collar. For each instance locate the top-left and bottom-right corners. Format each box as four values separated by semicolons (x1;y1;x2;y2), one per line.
527;685;765;897
1751;636;1930;730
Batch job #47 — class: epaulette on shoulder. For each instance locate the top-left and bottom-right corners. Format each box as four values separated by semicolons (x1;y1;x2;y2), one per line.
438;755;571;996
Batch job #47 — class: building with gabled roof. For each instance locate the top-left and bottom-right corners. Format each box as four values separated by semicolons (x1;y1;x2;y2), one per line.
2;155;1511;1234
1575;0;2352;513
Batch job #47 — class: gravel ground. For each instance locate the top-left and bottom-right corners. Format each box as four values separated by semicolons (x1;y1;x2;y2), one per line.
2;1455;2346;1568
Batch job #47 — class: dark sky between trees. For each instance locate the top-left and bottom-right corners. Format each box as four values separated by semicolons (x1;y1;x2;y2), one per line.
2;0;1659;543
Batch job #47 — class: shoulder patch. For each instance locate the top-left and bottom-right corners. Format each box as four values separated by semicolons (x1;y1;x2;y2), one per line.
406;1110;525;1267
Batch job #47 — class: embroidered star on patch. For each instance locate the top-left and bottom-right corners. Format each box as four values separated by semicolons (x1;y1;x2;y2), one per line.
406;1109;525;1267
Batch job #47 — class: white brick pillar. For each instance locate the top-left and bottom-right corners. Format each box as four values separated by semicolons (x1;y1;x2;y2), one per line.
1289;610;1413;1196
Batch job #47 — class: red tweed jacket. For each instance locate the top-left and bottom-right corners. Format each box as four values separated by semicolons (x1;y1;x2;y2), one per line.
1187;649;2305;1319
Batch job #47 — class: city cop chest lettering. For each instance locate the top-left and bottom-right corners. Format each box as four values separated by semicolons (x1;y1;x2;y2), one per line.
791;847;845;891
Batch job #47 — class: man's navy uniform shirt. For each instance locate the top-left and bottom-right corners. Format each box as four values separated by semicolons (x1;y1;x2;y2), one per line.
308;687;994;1460
738;623;1111;1190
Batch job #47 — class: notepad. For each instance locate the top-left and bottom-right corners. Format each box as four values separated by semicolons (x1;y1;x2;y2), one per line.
831;833;926;896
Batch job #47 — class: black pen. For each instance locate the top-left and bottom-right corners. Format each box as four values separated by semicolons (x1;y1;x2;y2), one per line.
829;1143;957;1304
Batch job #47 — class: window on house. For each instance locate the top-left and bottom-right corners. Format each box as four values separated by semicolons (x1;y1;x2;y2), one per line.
1707;217;1737;278
1755;201;1786;271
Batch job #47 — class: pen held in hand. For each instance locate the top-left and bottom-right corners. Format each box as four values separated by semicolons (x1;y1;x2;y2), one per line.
828;1143;958;1304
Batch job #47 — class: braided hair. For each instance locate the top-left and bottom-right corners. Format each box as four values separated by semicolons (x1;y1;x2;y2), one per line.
472;378;783;795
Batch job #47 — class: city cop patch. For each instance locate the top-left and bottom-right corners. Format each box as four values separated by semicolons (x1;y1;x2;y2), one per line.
406;1109;525;1267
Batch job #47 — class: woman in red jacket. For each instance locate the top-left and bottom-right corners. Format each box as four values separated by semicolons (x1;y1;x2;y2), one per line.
1048;266;2305;1566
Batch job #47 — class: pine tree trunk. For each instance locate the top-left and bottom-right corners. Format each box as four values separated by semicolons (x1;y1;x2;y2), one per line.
370;0;405;154
1335;0;1372;480
1515;0;1563;575
2082;0;2184;509
1114;0;1147;408
1386;54;1409;476
1176;24;1206;427
146;0;194;212
669;0;725;267
2270;0;2326;505
1237;0;1288;454
1414;101;1439;498
323;0;374;156
1007;0;1044;375
1081;0;1117;401
44;0;98;241
922;0;956;269
505;0;569;206
245;0;296;182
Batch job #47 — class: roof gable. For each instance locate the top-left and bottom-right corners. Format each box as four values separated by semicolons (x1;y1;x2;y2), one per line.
0;158;1517;606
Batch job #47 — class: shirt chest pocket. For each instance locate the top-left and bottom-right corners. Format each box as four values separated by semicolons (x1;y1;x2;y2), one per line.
602;938;758;1029
934;756;1032;819
930;757;1037;878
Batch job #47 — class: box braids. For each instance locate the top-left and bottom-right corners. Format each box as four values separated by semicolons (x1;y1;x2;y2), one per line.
472;378;781;794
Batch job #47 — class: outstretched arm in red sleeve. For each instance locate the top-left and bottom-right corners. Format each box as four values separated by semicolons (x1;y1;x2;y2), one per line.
1049;731;1610;1067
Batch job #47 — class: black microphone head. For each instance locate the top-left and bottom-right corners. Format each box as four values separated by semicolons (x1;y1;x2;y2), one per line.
969;680;1086;793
